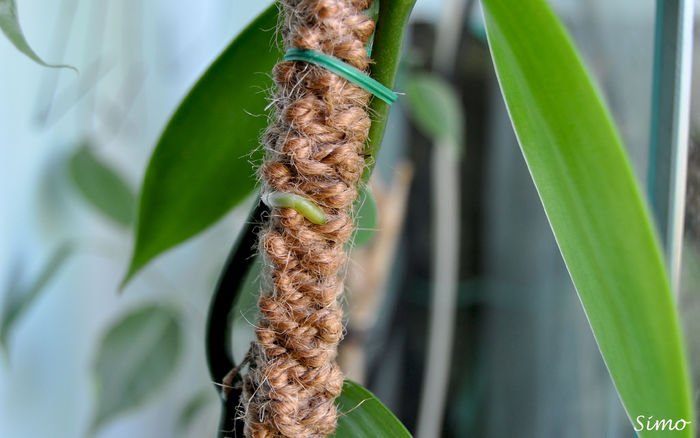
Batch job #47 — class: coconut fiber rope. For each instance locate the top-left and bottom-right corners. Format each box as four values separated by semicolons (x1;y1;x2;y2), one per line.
239;1;376;437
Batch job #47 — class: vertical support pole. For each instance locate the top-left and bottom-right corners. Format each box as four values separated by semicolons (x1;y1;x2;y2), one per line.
648;0;694;289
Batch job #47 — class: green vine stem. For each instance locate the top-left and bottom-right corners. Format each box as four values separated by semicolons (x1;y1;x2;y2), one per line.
364;0;417;181
206;202;266;438
206;202;266;387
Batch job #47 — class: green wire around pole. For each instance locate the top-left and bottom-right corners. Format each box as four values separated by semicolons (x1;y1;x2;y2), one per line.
283;48;398;104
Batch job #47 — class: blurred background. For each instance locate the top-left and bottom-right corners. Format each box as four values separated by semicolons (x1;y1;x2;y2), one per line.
0;0;699;437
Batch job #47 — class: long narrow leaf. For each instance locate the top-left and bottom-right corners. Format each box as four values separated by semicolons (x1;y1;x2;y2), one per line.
482;0;694;435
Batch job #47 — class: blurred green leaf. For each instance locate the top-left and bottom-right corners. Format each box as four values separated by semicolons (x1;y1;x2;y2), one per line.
0;242;74;355
353;187;378;247
123;5;281;286
0;0;75;70
90;305;181;435
335;380;411;437
404;72;464;152
69;143;136;227
482;0;695;435
177;389;215;433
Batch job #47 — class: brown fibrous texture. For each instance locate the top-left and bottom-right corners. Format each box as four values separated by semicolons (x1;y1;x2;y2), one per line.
240;1;375;437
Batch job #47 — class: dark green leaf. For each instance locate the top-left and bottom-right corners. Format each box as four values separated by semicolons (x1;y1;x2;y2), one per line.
123;5;281;285
404;72;464;152
177;389;215;433
353;187;378;247
0;0;75;70
69;143;136;227
90;305;182;434
482;0;695;435
1;242;74;355
334;380;411;437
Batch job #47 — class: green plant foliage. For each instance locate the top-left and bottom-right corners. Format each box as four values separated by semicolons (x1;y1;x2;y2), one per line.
335;380;411;437
482;0;695;435
90;305;182;435
404;72;464;152
123;5;281;285
0;242;74;355
69;143;136;227
177;389;215;433
353;186;378;247
0;0;75;70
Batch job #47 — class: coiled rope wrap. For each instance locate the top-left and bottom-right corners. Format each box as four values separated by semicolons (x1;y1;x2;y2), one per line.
240;1;375;437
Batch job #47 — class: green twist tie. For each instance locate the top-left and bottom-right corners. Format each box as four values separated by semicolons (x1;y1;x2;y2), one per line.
283;48;398;104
